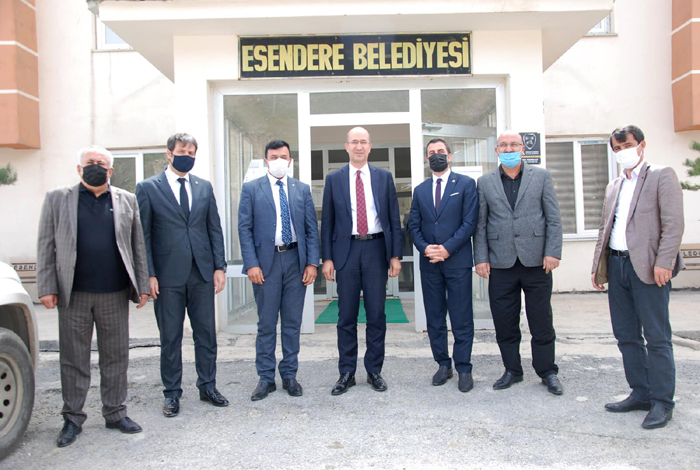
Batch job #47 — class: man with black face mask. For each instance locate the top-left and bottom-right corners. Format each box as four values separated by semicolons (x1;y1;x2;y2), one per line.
37;146;150;447
408;138;479;392
136;133;228;418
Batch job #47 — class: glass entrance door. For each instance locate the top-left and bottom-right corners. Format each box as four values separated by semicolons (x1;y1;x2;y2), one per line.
217;82;504;334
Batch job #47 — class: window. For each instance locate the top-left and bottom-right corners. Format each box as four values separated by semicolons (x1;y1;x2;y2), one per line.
546;139;616;237
587;13;614;36
110;150;168;193
95;18;132;50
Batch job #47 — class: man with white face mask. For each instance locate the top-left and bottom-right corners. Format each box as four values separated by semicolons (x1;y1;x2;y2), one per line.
592;125;685;429
238;140;319;401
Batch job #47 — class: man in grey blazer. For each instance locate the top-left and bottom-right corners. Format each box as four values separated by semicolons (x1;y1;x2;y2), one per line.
238;140;319;401
474;131;564;395
592;125;685;429
37;146;150;447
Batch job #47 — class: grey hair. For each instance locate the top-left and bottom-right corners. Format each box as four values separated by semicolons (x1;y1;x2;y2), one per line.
77;145;114;168
497;130;523;142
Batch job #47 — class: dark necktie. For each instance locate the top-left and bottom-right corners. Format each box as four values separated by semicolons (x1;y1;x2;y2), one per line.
178;177;190;221
435;177;442;213
276;180;293;245
356;170;368;237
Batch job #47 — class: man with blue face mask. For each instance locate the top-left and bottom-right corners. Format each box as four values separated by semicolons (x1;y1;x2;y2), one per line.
474;131;564;396
136;133;229;417
592;125;685;429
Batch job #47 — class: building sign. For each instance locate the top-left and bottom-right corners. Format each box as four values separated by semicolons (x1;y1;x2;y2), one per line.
240;33;471;79
520;132;541;165
681;244;700;270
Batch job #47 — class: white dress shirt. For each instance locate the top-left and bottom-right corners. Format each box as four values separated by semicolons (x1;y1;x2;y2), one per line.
349;164;382;235
432;168;451;207
267;172;298;246
165;166;192;210
609;162;644;251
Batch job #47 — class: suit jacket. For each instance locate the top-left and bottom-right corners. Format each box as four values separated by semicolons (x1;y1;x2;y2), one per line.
591;162;685;285
408;171;478;270
321;164;402;271
474;163;563;269
135;171;226;288
238;175;320;276
37;184;150;308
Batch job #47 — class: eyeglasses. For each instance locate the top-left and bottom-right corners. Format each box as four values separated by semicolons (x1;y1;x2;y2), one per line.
497;142;523;150
347;140;370;147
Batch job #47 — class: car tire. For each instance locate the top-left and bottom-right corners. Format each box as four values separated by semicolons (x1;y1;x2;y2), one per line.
0;327;35;460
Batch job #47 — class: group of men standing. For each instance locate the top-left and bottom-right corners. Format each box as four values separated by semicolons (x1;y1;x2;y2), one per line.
38;134;229;447
36;123;685;449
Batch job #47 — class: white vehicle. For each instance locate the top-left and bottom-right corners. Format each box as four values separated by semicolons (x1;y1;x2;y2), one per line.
0;262;38;460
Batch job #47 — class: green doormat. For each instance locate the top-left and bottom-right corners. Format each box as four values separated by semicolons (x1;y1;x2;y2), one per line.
315;298;409;324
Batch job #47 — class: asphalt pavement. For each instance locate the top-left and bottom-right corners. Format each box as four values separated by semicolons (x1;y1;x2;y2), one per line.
2;291;699;470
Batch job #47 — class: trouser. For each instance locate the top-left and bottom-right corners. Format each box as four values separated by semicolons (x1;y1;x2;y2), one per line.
155;261;217;398
421;263;474;374
489;259;558;378
608;253;675;409
253;247;306;382
58;288;130;426
336;237;388;375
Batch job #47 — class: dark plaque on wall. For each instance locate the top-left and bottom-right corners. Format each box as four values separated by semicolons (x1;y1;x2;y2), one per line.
520;132;541;165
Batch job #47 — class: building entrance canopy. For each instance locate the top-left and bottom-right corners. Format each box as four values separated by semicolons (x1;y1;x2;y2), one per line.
90;0;612;81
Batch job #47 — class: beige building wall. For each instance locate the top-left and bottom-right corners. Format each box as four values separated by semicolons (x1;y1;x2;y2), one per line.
0;0;175;295
544;0;700;291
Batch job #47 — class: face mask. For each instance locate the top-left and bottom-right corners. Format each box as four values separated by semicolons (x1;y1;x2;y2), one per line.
172;154;195;173
428;153;449;172
267;158;290;179
615;144;642;169
499;151;522;169
82;164;109;187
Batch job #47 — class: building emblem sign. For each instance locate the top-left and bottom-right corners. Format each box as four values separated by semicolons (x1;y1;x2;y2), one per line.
239;33;471;79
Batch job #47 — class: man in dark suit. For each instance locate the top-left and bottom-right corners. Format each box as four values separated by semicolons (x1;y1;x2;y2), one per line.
592;125;685;429
238;140;319;401
136;133;228;417
321;126;403;395
408;138;479;392
37;146;150;447
474;131;564;395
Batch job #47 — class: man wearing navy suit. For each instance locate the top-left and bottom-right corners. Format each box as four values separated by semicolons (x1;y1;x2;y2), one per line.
136;133;229;417
321;127;403;395
408;139;479;392
238;140;319;401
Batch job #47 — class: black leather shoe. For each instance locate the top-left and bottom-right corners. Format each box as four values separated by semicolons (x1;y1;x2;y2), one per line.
642;404;673;429
432;366;453;386
493;370;523;390
282;378;303;397
106;416;142;434
56;420;81;447
200;388;229;407
605;396;652;413
542;374;563;395
367;373;388;392
163;397;180;417
331;373;356;395
458;372;474;393
251;380;276;401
